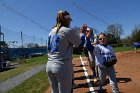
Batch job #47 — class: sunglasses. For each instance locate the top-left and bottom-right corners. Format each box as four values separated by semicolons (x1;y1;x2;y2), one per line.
99;38;106;40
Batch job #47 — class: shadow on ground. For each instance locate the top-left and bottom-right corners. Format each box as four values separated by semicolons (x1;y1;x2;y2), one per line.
74;64;89;67
74;69;84;73
103;77;132;85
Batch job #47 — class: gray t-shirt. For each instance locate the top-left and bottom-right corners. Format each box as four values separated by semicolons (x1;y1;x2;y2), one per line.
48;26;81;62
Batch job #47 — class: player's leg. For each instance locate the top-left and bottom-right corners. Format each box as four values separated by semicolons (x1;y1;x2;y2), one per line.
46;62;59;93
88;51;97;78
108;66;119;93
97;67;108;92
48;73;59;93
57;63;73;93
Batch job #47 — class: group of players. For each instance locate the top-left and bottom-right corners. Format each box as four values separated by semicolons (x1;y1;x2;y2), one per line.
78;24;119;93
46;10;119;93
79;24;98;82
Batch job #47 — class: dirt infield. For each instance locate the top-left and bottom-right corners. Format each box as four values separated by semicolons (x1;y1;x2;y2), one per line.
46;51;140;93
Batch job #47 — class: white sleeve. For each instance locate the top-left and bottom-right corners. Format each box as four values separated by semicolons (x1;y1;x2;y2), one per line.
66;29;81;47
94;45;101;65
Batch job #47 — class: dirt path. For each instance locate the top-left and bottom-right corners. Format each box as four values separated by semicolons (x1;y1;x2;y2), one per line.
45;51;140;93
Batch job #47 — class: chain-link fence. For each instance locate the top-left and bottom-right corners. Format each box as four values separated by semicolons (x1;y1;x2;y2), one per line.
0;25;48;60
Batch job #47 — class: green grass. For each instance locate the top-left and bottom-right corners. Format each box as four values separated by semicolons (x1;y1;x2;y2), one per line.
8;70;50;93
3;47;140;93
0;55;48;82
0;54;81;83
114;46;140;52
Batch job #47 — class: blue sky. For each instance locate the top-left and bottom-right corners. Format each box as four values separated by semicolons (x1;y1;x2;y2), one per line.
0;0;140;41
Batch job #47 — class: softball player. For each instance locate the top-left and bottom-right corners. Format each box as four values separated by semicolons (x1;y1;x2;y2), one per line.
94;33;119;93
85;27;98;81
71;24;87;90
46;11;81;93
79;24;87;47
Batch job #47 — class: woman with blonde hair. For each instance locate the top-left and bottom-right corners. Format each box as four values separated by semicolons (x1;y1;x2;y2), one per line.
46;10;82;93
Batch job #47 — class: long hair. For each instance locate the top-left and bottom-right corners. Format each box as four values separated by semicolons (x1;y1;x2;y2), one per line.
55;11;71;34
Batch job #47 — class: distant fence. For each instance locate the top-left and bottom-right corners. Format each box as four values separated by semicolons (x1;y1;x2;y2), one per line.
1;47;47;60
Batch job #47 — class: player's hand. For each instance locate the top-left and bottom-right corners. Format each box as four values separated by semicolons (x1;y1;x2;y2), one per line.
82;24;87;30
80;24;87;33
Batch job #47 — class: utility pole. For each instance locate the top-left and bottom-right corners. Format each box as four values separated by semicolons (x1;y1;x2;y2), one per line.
0;25;1;42
21;31;24;58
33;36;35;44
21;31;23;48
0;25;1;68
41;37;43;46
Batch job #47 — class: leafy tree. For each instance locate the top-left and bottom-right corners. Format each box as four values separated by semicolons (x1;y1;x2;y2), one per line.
27;43;39;48
106;33;117;44
34;43;39;48
131;24;140;42
121;36;132;46
105;24;123;43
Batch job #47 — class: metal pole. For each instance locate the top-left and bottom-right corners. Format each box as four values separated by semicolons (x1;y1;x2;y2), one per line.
0;25;1;42
41;37;43;46
21;31;23;48
0;25;1;68
33;36;34;44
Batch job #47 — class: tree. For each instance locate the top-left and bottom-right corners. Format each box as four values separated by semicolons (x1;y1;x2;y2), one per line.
121;36;132;46
106;33;117;44
27;43;34;48
34;43;39;48
131;24;140;42
105;24;124;43
27;43;39;48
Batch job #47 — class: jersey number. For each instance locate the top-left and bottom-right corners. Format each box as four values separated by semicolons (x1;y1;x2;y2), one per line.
48;35;60;53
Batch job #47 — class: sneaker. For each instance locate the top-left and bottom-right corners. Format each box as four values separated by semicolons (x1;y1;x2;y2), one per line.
72;83;78;89
97;86;102;93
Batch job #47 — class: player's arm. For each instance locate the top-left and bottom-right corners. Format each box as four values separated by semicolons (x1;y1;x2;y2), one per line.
94;45;101;65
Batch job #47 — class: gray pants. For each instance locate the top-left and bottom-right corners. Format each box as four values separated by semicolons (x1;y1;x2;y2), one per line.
88;51;96;68
46;60;73;93
88;51;97;77
98;66;119;93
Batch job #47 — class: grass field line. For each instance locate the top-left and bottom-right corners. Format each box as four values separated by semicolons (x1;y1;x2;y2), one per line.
80;55;95;93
